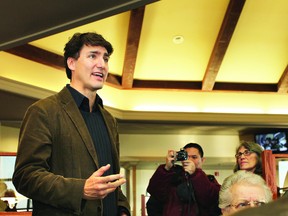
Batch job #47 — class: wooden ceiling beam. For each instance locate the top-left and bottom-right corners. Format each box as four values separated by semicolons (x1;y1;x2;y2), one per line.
106;74;122;87
132;79;277;92
4;44;129;89
132;80;202;90
277;65;288;93
202;0;246;91
3;42;280;94
5;44;64;71
214;82;277;92
121;6;145;89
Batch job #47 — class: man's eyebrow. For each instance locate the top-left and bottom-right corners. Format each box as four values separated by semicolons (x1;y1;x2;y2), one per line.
89;50;109;56
90;50;99;53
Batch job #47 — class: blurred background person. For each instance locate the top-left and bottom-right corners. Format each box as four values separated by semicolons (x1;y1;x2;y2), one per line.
233;141;263;176
0;181;7;211
147;143;221;216
3;189;17;211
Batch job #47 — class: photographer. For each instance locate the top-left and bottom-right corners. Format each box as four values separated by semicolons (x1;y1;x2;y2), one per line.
147;143;221;216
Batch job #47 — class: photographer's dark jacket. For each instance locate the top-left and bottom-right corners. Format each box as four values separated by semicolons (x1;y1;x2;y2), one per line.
12;87;130;216
147;164;221;216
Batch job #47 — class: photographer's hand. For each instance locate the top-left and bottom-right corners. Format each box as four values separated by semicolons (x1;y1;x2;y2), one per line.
165;150;175;171
182;160;196;175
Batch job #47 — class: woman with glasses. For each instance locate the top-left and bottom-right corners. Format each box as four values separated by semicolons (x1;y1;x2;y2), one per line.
219;170;273;215
233;141;263;176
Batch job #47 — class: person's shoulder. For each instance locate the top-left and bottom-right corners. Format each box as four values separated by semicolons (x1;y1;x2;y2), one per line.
27;88;67;113
206;174;216;182
33;92;61;108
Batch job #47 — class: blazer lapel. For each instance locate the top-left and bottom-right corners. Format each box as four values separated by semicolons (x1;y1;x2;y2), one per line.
58;87;99;168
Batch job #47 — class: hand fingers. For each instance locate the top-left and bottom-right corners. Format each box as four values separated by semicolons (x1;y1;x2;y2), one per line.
83;174;126;200
92;164;111;178
94;177;126;199
94;173;125;185
106;177;126;188
168;150;174;157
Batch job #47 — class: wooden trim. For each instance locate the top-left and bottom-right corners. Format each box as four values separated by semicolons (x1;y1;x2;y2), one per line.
132;165;137;216
122;7;145;89
0;152;16;156
5;44;64;70
124;168;131;205
277;64;288;93
262;150;288;200
141;194;146;216
202;0;246;91
0;212;32;216
262;150;277;199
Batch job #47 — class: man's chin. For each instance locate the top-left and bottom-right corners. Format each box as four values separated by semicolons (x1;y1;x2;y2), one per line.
92;84;104;91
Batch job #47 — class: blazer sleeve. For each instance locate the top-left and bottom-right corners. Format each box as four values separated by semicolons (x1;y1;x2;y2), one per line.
12;100;86;214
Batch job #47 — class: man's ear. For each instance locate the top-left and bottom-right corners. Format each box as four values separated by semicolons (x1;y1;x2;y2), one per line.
201;157;206;163
67;57;76;71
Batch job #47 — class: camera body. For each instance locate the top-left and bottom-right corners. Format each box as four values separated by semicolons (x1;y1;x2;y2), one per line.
175;149;188;161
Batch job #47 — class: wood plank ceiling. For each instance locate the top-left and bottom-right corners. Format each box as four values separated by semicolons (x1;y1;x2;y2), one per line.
2;0;288;94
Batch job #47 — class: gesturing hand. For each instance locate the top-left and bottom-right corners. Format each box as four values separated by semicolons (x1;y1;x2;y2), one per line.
83;164;126;200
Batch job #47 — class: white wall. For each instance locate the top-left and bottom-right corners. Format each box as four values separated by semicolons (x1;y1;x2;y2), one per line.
119;133;240;157
0;125;19;152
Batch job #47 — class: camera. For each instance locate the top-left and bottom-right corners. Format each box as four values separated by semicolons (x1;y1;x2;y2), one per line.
175;149;188;161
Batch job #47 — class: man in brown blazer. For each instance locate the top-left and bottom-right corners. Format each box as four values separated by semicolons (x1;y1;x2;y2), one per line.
13;32;130;215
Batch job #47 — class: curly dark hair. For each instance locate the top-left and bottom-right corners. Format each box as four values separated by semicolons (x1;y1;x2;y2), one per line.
233;141;263;176
63;32;113;79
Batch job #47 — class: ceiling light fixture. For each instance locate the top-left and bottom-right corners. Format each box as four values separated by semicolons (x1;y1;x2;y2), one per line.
173;35;184;44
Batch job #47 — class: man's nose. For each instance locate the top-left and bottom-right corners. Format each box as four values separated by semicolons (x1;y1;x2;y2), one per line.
96;58;105;67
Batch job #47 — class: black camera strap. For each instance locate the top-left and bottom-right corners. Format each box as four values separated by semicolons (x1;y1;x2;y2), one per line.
186;173;199;216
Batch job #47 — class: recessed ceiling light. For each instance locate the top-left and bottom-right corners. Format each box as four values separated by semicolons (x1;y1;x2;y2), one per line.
173;35;184;44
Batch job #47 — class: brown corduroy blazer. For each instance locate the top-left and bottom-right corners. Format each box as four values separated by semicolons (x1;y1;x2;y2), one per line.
13;87;130;216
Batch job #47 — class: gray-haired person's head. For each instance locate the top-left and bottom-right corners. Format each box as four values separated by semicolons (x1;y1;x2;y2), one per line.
219;170;272;210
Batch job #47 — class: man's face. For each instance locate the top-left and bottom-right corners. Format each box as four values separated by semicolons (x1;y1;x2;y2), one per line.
222;183;266;215
184;147;204;169
68;45;110;94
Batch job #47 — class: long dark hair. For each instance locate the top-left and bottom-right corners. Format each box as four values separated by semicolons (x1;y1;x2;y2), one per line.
233;141;263;176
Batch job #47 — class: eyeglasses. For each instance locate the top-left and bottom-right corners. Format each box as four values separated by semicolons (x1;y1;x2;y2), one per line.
235;150;253;158
227;201;266;209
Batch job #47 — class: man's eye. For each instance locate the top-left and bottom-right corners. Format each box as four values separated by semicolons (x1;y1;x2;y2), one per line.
104;57;109;62
89;54;96;59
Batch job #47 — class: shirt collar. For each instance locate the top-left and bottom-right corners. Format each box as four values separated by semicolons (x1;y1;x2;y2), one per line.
66;84;104;112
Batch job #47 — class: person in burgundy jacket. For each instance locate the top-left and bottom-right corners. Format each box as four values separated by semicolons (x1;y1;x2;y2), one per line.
147;143;221;216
